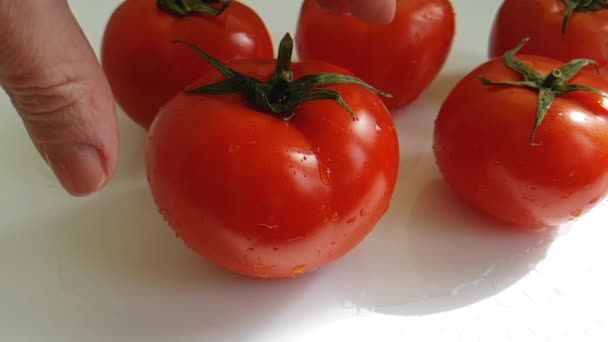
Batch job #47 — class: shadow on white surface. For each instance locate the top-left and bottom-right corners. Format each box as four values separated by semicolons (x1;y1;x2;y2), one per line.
304;154;555;317
0;184;327;342
322;69;556;316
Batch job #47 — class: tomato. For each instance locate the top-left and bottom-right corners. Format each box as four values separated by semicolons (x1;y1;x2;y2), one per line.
489;0;608;77
295;0;455;110
101;0;273;129
145;35;400;279
433;39;608;228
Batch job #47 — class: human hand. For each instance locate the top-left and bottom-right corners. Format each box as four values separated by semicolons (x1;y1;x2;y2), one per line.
0;0;118;196
0;0;392;198
315;0;397;24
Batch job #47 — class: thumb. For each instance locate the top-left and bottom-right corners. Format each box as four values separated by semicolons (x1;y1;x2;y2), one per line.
0;0;118;196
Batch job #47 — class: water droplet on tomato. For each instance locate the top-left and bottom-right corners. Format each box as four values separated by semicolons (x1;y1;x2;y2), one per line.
360;209;368;216
319;166;332;185
568;170;576;177
589;197;601;205
584;184;592;189
375;124;381;132
570;209;582;218
273;247;279;253
331;211;340;222
288;163;294;168
290;264;308;277
247;247;255;252
346;217;356;224
228;144;240;153
560;192;573;199
494;160;502;166
330;241;336;246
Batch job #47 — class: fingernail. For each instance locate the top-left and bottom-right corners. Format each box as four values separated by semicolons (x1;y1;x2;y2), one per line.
42;144;106;196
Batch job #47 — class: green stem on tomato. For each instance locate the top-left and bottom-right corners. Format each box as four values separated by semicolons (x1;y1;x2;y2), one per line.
172;33;392;121
561;0;608;39
157;0;230;17
478;37;608;146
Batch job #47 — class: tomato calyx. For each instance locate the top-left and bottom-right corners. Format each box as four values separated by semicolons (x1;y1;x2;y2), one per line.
173;33;391;120
561;0;608;38
478;37;608;146
157;0;230;17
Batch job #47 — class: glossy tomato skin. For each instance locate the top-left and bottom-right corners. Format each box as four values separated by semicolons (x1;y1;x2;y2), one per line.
489;0;608;76
145;60;400;279
295;0;455;110
434;54;608;228
101;0;273;129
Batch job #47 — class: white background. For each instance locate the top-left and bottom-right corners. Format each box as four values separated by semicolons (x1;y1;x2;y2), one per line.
1;0;606;341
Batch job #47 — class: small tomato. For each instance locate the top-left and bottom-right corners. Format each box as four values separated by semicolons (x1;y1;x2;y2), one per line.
434;39;608;228
145;34;400;279
101;0;273;129
295;0;455;110
489;0;608;77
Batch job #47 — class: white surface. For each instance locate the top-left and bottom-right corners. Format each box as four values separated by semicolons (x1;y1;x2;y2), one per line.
1;1;606;341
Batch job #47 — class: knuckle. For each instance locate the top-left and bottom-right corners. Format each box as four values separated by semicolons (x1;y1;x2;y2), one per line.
8;79;84;116
6;79;90;143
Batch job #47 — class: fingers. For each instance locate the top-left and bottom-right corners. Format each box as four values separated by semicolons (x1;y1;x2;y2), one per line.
315;0;397;24
0;0;118;196
348;0;396;24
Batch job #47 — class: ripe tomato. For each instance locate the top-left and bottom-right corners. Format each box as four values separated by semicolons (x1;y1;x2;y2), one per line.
434;39;608;228
101;0;273;129
295;0;455;110
145;35;400;279
489;0;608;77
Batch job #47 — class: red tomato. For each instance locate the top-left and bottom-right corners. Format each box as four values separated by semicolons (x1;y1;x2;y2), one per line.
145;36;400;279
434;41;608;228
101;0;273;129
489;0;608;76
295;0;455;110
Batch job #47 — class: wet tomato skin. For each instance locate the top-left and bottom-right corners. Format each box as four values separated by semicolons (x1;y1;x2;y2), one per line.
434;54;608;228
145;59;400;278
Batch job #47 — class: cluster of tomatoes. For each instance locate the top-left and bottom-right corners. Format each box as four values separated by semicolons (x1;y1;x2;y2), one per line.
100;0;608;279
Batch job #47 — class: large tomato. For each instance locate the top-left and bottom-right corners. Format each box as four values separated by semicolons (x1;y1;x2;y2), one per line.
434;39;608;228
489;0;608;77
145;35;400;279
101;0;273;129
295;0;455;110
